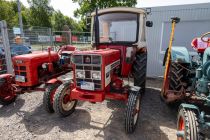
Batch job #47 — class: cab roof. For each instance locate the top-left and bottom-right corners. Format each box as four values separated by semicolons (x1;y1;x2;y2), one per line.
91;7;146;16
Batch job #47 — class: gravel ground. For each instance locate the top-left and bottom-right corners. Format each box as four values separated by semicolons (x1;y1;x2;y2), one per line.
0;78;178;140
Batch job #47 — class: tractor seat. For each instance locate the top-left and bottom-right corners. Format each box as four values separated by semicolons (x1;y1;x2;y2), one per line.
191;37;210;53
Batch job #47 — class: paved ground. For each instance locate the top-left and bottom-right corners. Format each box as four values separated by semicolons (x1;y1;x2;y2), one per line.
0;78;178;140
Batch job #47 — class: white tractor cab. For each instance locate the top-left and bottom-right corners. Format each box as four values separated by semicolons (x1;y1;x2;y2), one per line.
90;7;153;50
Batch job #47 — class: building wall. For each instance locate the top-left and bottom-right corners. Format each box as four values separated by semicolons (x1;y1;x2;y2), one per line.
145;3;210;77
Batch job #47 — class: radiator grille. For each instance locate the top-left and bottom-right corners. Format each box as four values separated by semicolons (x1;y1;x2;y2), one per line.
14;65;27;82
74;55;102;91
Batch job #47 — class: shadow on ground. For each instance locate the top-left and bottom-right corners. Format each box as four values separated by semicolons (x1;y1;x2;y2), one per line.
0;97;25;117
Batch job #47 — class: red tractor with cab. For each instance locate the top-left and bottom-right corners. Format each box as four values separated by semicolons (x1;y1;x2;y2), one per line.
47;7;153;133
0;45;76;105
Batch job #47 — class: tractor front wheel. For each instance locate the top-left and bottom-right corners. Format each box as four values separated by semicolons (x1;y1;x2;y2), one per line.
125;91;141;133
53;82;77;117
43;83;61;113
0;94;16;105
177;108;199;140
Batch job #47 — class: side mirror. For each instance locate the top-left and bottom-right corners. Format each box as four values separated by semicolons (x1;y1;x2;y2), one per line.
146;21;153;27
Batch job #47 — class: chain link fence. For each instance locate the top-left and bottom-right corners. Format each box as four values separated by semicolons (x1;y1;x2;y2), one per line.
0;20;91;74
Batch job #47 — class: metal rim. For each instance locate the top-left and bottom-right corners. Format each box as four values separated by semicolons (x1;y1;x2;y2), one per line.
134;97;140;125
61;88;75;111
178;116;184;140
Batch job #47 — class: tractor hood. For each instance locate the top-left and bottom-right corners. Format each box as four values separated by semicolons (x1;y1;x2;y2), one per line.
12;51;59;63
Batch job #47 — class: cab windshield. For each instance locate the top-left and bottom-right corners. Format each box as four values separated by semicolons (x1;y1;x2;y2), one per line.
95;12;138;44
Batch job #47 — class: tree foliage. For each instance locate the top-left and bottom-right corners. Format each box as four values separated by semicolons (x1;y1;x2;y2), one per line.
0;0;82;32
51;10;82;31
27;0;53;27
72;0;137;18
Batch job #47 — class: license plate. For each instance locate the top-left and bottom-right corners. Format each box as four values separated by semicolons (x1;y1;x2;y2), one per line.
15;75;25;82
81;81;94;91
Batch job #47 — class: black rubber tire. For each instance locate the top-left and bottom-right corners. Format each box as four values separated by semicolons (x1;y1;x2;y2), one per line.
133;52;147;93
125;91;141;133
161;62;187;107
177;108;199;140
43;83;61;113
0;96;16;105
53;82;77;117
169;63;185;91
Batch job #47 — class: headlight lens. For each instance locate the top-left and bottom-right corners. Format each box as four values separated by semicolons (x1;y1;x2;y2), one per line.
76;71;85;78
92;71;101;80
16;60;24;64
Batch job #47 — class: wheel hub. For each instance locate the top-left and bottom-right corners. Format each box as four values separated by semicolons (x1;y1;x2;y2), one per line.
134;98;140;124
61;89;75;111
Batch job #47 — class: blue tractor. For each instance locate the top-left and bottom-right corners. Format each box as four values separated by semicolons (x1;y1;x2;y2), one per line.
161;18;210;139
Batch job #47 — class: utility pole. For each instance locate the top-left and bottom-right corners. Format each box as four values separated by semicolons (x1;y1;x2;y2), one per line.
17;0;24;37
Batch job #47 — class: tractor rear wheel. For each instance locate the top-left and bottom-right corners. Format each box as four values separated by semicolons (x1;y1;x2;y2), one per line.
125;91;141;133
161;62;187;106
53;82;77;117
177;108;199;140
43;83;61;113
169;63;186;91
133;52;147;93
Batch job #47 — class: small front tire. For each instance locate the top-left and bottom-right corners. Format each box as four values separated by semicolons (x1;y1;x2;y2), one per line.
43;83;61;113
53;82;77;117
125;91;141;133
177;108;199;140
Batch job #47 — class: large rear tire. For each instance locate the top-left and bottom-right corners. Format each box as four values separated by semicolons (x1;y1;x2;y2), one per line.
169;63;186;91
125;91;141;133
161;62;187;107
133;52;147;93
43;83;61;113
53;82;77;117
177;108;199;140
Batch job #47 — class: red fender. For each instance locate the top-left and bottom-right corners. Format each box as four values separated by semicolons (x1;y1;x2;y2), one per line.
46;78;62;85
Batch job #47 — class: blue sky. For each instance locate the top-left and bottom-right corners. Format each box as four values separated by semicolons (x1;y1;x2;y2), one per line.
8;0;210;19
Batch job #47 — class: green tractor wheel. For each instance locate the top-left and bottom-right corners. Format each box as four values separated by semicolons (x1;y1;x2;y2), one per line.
53;82;77;117
177;108;199;140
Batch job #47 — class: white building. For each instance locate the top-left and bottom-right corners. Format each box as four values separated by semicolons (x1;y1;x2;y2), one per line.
145;3;210;77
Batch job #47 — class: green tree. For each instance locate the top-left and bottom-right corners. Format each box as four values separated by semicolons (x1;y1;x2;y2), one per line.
72;0;137;18
28;0;53;27
72;0;137;31
51;10;82;31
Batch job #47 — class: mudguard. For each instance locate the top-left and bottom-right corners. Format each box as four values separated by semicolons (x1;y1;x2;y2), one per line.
179;103;200;115
163;46;191;66
46;78;62;85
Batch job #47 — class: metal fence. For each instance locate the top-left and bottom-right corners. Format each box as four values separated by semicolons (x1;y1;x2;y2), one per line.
0;20;92;74
0;21;13;74
53;31;91;50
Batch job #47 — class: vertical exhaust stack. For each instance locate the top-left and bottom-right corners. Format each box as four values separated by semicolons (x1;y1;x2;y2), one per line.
48;47;54;73
94;7;100;49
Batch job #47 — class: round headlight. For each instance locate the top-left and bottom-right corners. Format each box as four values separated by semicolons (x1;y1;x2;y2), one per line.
76;71;85;78
92;72;101;80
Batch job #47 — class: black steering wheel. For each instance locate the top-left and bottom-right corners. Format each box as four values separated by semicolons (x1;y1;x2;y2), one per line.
201;32;210;43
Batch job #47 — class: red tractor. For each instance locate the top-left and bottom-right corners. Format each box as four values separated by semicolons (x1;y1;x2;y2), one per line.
48;7;153;133
0;45;76;105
